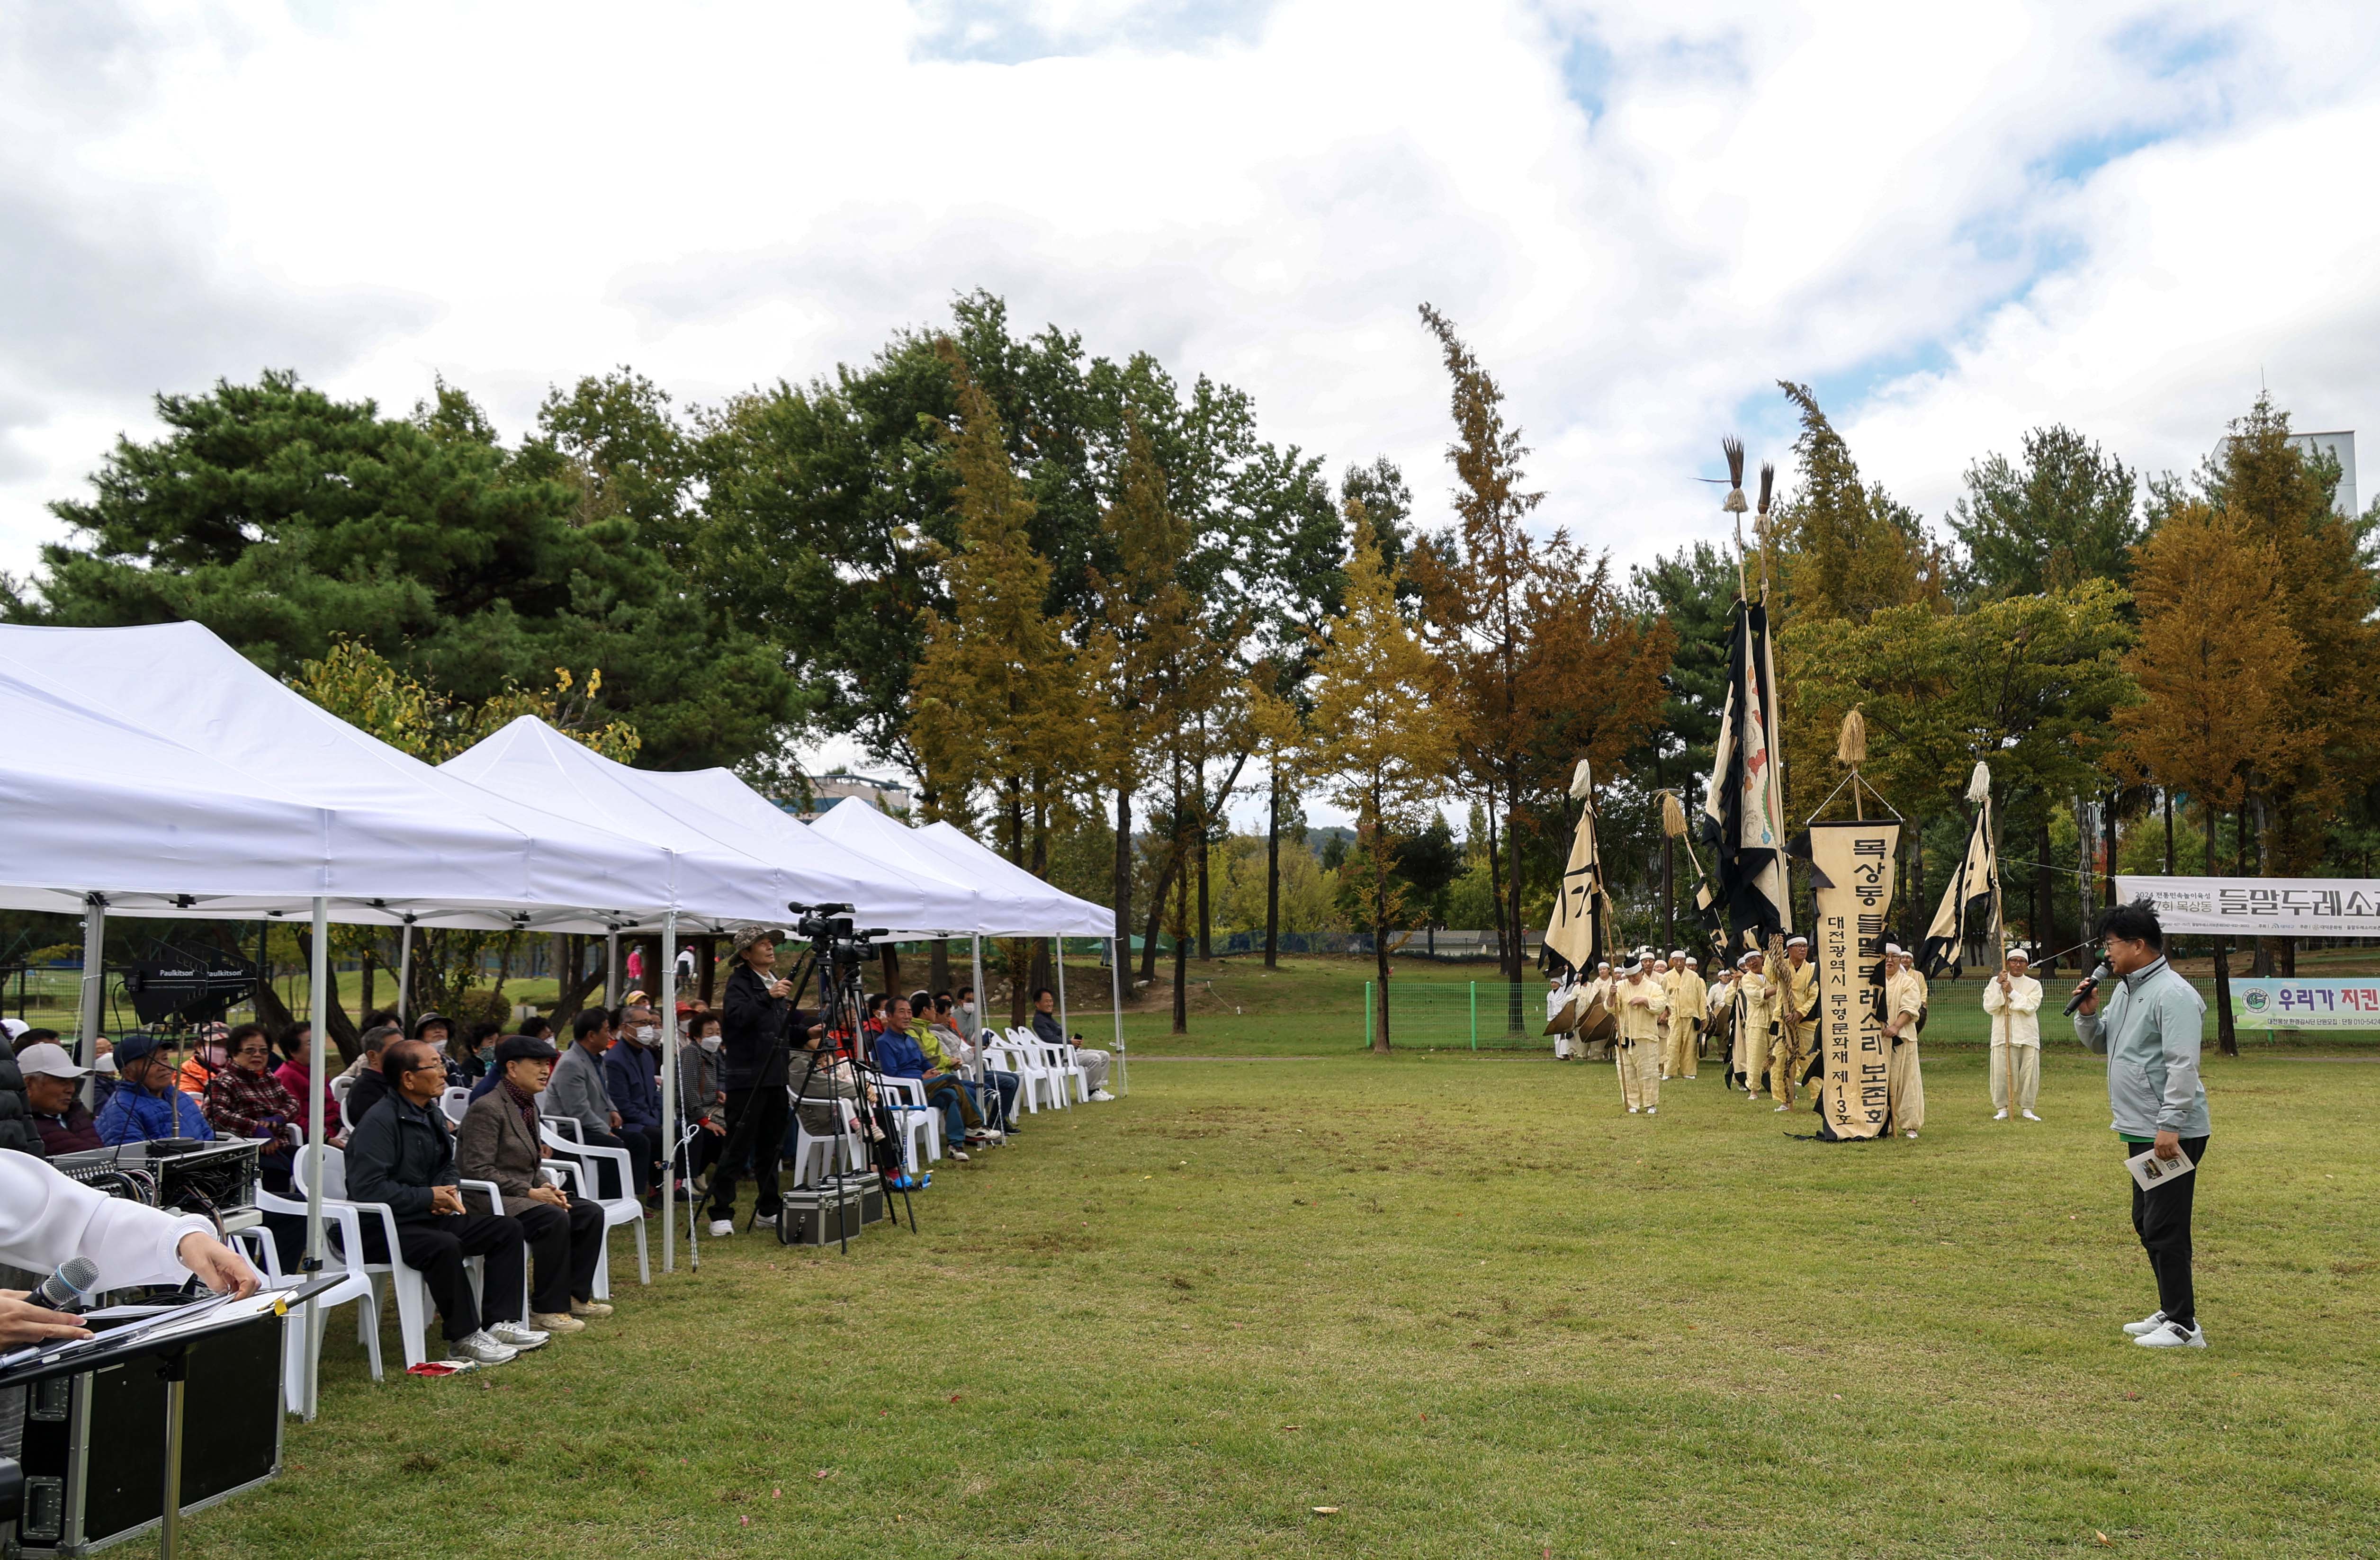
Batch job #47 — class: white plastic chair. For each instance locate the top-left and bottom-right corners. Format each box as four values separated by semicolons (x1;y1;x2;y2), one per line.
1010;1027;1079;1110
233;1201;378;1410
290;1143;487;1372
992;1040;1060;1113
865;1076;937;1172
539;1119;649;1288
786;1096;868;1188
328;1072;355;1117
439;1086;471;1126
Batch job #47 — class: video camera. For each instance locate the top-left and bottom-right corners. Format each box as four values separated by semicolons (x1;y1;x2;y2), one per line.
789;902;888;968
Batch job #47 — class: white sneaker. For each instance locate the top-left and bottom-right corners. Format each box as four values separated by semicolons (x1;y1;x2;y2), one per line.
2021;1110;2041;1121
750;1212;777;1229
2133;1320;2206;1349
707;1219;733;1237
1626;1105;1639;1114
1091;1088;1116;1102
454;1329;519;1365
1773;1104;1790;1112
489;1321;548;1350
1904;1130;1919;1139
1644;1107;1656;1115
949;1148;970;1160
1993;1109;2009;1121
2121;1309;2168;1337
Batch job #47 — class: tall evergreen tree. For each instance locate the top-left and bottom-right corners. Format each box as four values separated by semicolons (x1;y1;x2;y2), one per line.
1773;381;1942;623
1948;424;2141;599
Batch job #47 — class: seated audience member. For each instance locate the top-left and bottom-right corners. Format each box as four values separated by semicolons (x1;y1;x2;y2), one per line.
202;1024;305;1179
345;1039;547;1365
547;1008;638;1199
520;1015;557;1043
456;1034;611;1332
919;990;1017;1135
0;1022;37;1156
410;1012;467;1090
271;1022;344;1144
602;1003;665;1203
955;985;980;1039
341;1024;404;1130
679;1012;728;1191
96;1033;215;1144
1032;987;1116;1101
19;1041;102;1155
176;1021;231;1096
456;1020;502;1084
873;996;983;1159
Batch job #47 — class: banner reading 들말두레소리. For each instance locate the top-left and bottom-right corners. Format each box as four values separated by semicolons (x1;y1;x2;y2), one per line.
1810;819;1899;1139
2115;876;2380;937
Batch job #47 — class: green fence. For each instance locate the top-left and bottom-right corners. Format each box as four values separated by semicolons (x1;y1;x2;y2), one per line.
1359;981;1548;1050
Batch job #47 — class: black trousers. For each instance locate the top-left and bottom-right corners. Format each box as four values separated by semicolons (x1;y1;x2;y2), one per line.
2128;1135;2209;1327
709;1084;787;1221
361;1211;527;1342
557;1127;636;1201
616;1124;662;1198
517;1196;607;1315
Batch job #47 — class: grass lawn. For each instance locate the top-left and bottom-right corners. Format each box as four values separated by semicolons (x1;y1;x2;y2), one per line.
182;1011;2380;1558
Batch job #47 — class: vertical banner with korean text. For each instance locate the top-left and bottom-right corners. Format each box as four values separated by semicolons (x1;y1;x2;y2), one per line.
1810;819;1900;1140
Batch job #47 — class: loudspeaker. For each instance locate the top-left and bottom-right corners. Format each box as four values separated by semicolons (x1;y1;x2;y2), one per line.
13;1312;283;1556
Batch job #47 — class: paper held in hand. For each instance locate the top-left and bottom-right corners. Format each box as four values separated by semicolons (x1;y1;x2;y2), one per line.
2125;1144;2196;1191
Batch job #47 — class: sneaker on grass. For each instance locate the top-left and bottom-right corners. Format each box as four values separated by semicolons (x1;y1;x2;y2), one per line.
2133;1320;2206;1349
571;1299;614;1319
2122;1310;2169;1337
1091;1088;1117;1102
530;1311;587;1334
1993;1109;2009;1120
707;1219;733;1237
489;1321;549;1350
454;1330;518;1366
2021;1110;2042;1121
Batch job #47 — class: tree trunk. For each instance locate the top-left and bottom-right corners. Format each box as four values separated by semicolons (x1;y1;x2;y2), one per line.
1482;798;1505;969
880;943;903;997
361;949;375;1015
2102;788;2118;908
294;925;360;1059
698;936;718;1005
1171;854;1190;1035
2163;788;2174;875
1503;773;1525;988
554;934;604;1025
929;939;951;998
1114;786;1135;986
1029;938;1051;1005
1265;772;1282;969
2208;803;2236;1057
1372;816;1393;1054
2035;814;2056;955
489;932;517;1018
1139;844;1177;986
1196;821;1212;960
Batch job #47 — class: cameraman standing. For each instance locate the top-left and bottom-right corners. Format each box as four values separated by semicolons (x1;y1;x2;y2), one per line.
707;926;803;1237
2073;900;2211;1350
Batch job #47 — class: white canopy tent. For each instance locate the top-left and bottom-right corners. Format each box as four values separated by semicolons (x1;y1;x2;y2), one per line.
809;798;1125;1082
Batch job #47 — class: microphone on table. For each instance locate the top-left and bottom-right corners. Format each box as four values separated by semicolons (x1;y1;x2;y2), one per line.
2064;961;2112;1017
35;1256;99;1314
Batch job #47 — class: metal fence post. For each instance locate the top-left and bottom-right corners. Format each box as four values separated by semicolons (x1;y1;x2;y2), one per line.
1469;982;1478;1051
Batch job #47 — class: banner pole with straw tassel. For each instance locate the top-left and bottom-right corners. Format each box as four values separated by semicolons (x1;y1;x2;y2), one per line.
1722;436;1749;601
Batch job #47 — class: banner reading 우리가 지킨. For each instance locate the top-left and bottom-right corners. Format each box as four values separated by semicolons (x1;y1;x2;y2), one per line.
1809;819;1900;1140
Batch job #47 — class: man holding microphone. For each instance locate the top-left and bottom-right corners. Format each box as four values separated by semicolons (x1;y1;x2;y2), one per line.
2072;901;2210;1350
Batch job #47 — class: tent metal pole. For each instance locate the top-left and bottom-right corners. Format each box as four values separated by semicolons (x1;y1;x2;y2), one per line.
303;895;329;1423
396;919;414;1025
1109;941;1127;1095
660;910;678;1274
607;930;622;1006
971;934;988;1080
76;893;106;1109
1055;937;1069;1041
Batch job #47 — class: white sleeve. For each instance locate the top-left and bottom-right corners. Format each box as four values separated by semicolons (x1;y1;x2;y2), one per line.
0;1153;212;1291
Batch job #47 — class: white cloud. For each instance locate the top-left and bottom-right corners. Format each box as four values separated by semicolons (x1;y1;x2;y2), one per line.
4;0;2373;650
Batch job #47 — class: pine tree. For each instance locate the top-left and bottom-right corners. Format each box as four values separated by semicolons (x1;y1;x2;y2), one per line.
1949;424;2142;598
1305;504;1455;1052
1773;382;1942;622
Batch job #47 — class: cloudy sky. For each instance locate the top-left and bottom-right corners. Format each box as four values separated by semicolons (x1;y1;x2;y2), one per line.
4;3;2372;634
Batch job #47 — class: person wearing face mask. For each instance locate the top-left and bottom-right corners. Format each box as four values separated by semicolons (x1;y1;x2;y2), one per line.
602;1003;666;1205
96;1033;216;1144
677;1012;729;1193
410;1011;467;1090
177;1020;232;1096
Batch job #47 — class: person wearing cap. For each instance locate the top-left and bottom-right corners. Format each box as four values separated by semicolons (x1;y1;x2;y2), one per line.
709;925;822;1237
1613;951;1670;1114
19;1041;101;1155
456;1034;611;1334
1984;947;2045;1121
1731;950;1772;1097
1663;952;1704;1080
1704;963;1736;1073
95;1032;216;1145
175;1020;232;1097
1768;936;1819;1112
1882;946;1928;1139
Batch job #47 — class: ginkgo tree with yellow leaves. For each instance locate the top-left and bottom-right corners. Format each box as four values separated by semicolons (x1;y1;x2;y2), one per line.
1304;502;1455;1053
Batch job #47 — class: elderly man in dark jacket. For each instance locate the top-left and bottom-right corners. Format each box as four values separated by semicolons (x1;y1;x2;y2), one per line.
456;1035;610;1335
345;1039;545;1366
601;1003;665;1205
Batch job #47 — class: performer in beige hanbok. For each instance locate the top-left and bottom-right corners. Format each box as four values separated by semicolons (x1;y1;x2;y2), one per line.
1883;944;1928;1139
1663;952;1705;1080
1612;950;1670;1114
1983;947;2044;1120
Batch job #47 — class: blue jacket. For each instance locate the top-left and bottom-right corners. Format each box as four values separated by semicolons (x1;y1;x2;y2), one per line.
872;1028;928;1080
96;1081;215;1145
2074;955;2210;1139
602;1040;661;1133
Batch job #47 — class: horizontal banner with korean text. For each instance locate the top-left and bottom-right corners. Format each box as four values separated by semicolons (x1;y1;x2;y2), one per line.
2114;876;2380;938
2232;979;2380;1030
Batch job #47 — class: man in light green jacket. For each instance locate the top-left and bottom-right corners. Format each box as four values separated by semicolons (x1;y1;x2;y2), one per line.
2073;900;2210;1350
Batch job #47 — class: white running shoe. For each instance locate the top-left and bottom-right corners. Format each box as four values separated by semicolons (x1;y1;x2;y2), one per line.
1993;1109;2009;1120
2133;1320;2206;1349
2122;1309;2168;1337
707;1219;733;1237
2021;1110;2041;1121
454;1329;519;1365
1644;1107;1656;1115
750;1212;778;1229
1626;1105;1639;1114
1904;1130;1919;1139
1773;1104;1790;1112
1091;1088;1116;1101
949;1148;970;1161
489;1321;548;1350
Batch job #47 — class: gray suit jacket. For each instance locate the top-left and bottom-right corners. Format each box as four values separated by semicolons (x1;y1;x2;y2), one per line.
543;1043;612;1138
453;1088;549;1217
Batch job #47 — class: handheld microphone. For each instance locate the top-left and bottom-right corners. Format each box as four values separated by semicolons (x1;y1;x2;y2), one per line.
2064;961;2112;1017
35;1256;99;1314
